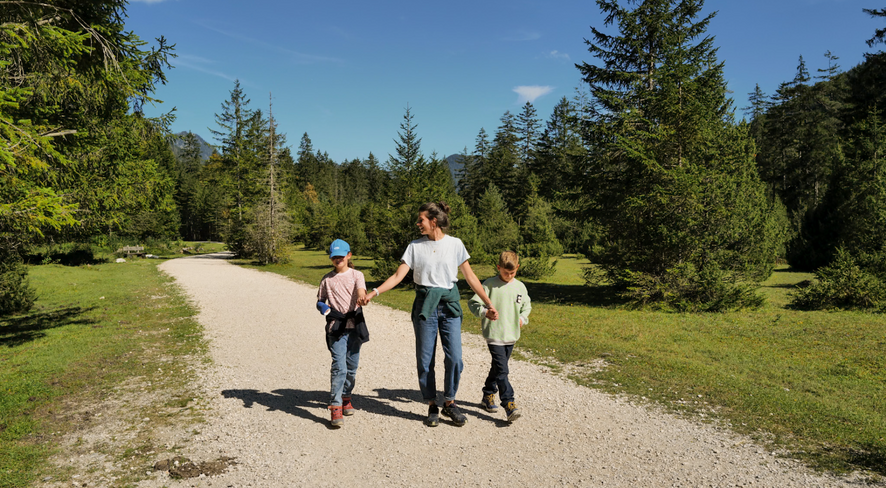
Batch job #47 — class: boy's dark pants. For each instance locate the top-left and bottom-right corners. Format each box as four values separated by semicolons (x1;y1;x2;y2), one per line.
482;344;515;403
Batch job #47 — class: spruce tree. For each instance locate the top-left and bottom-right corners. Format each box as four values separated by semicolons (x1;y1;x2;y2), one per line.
368;106;469;279
210;80;254;223
576;0;786;311
806;109;886;263
363;152;390;203
518;186;563;280
1;1;174;313
456;127;491;208
756;55;847;268
175;132;204;240
488;111;522;214
532;97;584;201
248;96;291;264
516;101;541;165
387;104;427;204
474;184;520;262
743;84;769;155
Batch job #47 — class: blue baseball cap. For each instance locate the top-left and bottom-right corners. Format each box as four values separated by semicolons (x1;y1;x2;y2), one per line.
329;239;350;258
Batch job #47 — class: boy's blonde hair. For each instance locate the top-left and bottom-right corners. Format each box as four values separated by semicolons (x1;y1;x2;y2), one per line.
498;251;519;270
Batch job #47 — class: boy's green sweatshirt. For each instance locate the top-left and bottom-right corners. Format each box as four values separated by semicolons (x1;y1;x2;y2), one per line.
468;275;531;345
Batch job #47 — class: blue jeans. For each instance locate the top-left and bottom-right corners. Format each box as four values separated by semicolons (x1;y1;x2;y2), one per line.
413;304;463;403
326;330;362;406
483;344;515;403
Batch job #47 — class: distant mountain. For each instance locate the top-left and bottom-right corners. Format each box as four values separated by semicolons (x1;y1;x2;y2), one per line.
445;154;465;184
169;131;215;162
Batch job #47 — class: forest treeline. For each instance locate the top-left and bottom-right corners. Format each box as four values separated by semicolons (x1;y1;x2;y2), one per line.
2;0;885;315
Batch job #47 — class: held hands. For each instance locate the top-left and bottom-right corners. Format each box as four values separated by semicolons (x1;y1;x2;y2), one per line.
358;290;378;306
484;305;499;321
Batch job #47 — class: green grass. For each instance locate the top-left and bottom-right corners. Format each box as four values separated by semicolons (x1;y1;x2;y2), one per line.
245;246;886;478
0;255;206;488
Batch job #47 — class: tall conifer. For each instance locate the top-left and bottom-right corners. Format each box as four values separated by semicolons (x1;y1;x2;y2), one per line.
576;0;786;310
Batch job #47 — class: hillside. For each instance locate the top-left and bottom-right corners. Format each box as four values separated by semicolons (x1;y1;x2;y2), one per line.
170;131;215;162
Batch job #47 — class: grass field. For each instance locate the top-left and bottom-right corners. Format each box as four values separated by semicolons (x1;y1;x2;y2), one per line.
244;246;886;477
0;244;214;488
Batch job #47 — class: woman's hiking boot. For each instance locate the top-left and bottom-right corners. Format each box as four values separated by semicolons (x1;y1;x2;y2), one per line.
425;404;440;427
442;402;467;426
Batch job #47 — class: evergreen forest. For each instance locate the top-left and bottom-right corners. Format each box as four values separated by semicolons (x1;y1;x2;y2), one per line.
3;0;886;314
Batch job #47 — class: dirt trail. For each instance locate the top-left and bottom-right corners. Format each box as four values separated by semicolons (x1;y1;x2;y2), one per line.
136;253;862;487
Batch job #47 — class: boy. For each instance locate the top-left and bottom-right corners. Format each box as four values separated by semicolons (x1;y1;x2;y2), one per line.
468;251;531;422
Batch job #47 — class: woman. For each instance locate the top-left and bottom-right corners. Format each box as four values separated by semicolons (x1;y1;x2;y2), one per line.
362;201;497;427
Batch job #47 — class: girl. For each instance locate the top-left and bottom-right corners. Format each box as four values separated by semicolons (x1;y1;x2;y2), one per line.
362;202;497;427
317;238;368;428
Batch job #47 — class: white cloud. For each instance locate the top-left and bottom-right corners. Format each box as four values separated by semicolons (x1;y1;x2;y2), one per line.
513;85;554;104
546;50;570;61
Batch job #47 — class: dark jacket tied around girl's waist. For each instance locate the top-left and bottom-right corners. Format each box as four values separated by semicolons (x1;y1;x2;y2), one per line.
325;308;369;343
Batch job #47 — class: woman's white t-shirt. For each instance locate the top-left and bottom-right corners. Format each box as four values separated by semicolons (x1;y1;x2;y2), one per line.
401;235;470;289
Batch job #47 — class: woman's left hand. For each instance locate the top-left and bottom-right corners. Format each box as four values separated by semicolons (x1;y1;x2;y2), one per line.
485;304;499;320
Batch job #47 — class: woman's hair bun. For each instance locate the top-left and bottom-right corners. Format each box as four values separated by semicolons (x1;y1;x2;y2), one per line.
437;201;451;214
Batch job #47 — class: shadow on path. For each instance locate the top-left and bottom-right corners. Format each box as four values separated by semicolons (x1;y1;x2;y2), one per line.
373;388;513;427
191;252;234;260
463;399;516;428
221;387;427;428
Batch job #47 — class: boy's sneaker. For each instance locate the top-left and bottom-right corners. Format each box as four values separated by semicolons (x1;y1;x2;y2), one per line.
503;401;521;422
329;406;344;428
341;396;355;416
441;402;467;426
481;393;498;412
425;404;440;427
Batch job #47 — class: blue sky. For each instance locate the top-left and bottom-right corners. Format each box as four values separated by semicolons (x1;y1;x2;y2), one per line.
129;0;880;163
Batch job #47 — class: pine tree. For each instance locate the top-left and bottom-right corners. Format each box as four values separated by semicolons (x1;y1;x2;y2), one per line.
368;106;467;279
846;9;886;134
474;184;520;262
210;80;254;222
488;111;522;214
516;101;541;165
387;104;427;204
456;127;491;208
363;152;390;203
517;186;563;280
576;0;786;311
1;1;174;313
756;55;847;268
247;95;291;264
864;7;886;49
532;97;584;201
806;109;886;264
743;84;769;155
175;132;204;240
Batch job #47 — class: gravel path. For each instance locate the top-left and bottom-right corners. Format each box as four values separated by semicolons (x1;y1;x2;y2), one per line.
149;253;863;487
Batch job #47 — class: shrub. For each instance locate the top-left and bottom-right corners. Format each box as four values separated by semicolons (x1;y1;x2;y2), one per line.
621;262;764;312
791;249;886;310
518;256;558;280
0;258;35;315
